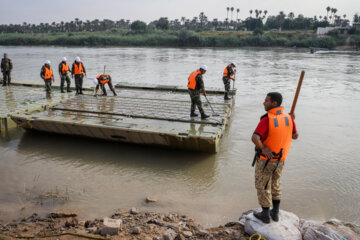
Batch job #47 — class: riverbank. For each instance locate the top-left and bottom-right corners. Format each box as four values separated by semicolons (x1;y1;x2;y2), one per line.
0;209;247;240
1;29;358;48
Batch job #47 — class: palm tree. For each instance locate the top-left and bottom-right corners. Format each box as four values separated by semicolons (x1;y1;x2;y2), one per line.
255;9;259;18
343;14;346;20
249;9;253;17
288;12;295;20
231;7;234;22
227;7;230;20
236;8;240;22
326;6;331;18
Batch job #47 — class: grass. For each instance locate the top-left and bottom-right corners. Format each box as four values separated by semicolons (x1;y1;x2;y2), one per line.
0;29;350;48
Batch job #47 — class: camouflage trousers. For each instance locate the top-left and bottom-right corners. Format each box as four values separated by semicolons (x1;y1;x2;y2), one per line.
188;89;204;114
44;79;52;94
74;75;83;93
255;159;285;208
223;77;231;96
2;71;11;86
60;74;71;90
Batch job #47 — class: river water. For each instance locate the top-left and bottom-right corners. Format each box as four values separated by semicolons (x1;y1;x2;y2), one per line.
0;46;359;226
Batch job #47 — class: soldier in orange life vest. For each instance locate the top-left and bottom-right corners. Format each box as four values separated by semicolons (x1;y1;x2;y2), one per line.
58;57;72;93
251;92;299;224
71;56;87;95
93;74;117;96
187;65;209;119
222;62;236;100
40;60;54;95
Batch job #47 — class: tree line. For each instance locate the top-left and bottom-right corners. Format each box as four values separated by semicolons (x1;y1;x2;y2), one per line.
0;7;359;34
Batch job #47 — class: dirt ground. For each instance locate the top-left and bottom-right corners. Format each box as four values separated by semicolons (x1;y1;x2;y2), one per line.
0;209;249;240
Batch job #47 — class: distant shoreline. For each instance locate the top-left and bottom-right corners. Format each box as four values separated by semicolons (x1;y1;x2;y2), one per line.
0;30;354;49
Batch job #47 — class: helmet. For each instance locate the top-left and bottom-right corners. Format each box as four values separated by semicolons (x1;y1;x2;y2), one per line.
231;62;236;67
62;57;67;62
75;56;81;62
200;65;208;71
44;60;51;65
93;78;98;85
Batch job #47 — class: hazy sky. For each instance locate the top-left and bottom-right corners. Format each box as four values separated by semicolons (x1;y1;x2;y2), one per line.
0;0;359;24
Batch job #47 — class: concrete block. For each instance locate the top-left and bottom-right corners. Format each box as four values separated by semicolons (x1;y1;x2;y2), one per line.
100;217;122;236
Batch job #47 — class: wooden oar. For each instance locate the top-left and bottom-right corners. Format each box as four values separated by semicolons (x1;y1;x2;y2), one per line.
290;71;305;114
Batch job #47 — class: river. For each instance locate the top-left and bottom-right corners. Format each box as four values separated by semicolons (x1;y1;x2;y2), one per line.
0;46;359;226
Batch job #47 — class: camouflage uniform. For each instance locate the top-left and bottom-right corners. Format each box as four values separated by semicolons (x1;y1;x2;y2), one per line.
255;159;285;208
223;65;234;99
71;62;86;94
58;62;71;92
1;57;13;86
40;65;53;94
95;74;117;96
188;74;205;114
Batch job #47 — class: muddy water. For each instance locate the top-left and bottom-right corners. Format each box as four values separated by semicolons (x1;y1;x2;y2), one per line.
0;46;359;226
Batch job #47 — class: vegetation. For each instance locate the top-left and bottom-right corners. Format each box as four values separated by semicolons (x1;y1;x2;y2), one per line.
0;7;359;48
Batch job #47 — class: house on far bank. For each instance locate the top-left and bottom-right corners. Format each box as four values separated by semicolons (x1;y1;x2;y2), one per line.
317;26;351;35
353;22;360;29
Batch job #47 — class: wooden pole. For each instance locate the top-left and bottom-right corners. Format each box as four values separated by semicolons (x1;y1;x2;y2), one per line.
103;65;106;74
290;71;305;114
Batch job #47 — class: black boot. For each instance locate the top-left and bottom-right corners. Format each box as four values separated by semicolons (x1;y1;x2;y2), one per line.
102;88;107;96
67;85;72;92
61;87;65;93
254;207;270;224
270;200;280;222
112;90;117;96
190;111;198;117
224;93;231;100
201;113;210;119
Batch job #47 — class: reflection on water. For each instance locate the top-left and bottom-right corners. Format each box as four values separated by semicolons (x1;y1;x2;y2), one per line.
0;46;359;226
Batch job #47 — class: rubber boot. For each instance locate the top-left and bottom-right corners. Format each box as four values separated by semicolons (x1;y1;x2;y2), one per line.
201;113;210;119
102;87;107;96
112;90;117;96
79;89;84;95
190;111;198;117
61;86;65;93
67;85;72;92
270;200;280;222
254;207;270;224
224;92;231;100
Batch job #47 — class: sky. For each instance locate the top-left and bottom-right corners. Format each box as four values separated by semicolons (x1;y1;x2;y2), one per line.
0;0;359;25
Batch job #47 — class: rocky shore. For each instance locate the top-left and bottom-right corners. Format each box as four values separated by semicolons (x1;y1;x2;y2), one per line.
0;208;248;240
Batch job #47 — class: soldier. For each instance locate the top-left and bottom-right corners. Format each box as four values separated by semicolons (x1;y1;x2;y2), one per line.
187;65;209;120
71;56;87;95
222;62;236;100
40;60;54;95
1;53;13;86
251;92;299;224
93;73;117;96
58;57;72;93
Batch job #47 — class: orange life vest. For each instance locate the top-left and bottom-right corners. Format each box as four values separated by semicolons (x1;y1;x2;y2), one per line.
73;62;84;75
44;65;53;80
259;107;293;162
223;65;234;78
97;74;110;84
61;62;70;75
187;69;201;90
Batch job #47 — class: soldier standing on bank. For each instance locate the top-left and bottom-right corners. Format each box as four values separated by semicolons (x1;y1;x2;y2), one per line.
40;60;54;95
251;92;298;224
71;56;86;95
222;62;236;100
187;65;209;120
93;73;117;96
1;53;13;86
58;57;72;93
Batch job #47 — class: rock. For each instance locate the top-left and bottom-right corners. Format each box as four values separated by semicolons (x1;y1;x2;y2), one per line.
198;229;209;236
130;207;139;215
224;229;232;235
144;237;152;240
175;234;185;240
131;226;141;235
64;217;78;228
153;237;160;240
182;230;193;237
100;217;122;236
163;228;177;240
146;196;157;203
86;227;97;233
49;212;77;218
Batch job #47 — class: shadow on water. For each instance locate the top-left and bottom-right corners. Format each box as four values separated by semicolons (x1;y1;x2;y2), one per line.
17;129;217;176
